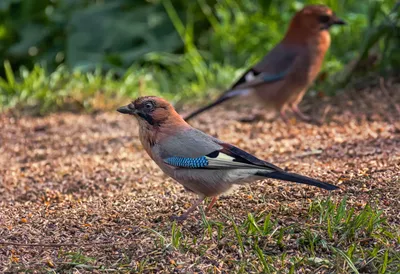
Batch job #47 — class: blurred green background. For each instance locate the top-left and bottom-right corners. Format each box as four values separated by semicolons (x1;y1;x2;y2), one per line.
0;0;398;114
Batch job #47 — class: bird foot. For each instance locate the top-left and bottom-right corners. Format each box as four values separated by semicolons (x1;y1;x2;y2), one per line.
291;106;316;123
300;115;312;122
170;197;204;222
294;112;312;122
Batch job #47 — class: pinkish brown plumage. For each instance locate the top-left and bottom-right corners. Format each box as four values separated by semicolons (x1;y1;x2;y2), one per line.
117;96;338;221
184;5;345;123
129;96;189;158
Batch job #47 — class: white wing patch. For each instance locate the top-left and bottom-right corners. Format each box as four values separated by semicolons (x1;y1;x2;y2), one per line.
244;71;256;82
206;152;273;172
224;88;251;98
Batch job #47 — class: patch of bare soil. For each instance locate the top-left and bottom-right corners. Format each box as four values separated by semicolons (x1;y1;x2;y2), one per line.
0;80;399;272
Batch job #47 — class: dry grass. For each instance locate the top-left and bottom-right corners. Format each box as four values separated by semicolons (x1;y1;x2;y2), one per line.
0;80;399;273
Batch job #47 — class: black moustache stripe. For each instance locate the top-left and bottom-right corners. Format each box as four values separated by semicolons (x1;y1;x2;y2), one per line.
137;112;154;125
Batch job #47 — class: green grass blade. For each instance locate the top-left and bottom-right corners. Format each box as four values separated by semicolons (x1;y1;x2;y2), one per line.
4;60;16;90
331;246;360;274
231;218;244;256
379;249;389;274
254;242;271;273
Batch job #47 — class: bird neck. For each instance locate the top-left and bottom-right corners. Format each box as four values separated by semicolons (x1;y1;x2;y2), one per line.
138;115;189;155
283;21;330;46
307;30;331;64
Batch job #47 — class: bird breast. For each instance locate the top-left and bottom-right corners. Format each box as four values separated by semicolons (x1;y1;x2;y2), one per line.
307;31;331;82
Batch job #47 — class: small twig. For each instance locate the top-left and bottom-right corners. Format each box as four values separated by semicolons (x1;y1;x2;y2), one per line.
356;238;373;243
0;241;113;248
293;149;323;159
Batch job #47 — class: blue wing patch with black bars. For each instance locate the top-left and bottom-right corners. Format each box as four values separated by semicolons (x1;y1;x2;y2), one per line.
263;70;286;83
164;156;209;168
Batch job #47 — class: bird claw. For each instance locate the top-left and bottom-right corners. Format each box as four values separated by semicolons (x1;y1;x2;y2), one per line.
299;114;312;122
294;111;311;122
291;106;321;124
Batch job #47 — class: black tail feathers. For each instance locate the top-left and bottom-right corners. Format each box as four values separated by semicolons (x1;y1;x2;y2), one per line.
184;94;232;121
184;87;254;121
256;171;339;191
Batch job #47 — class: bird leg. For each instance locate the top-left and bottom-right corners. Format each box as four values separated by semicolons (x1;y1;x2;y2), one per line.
279;108;289;123
206;196;218;213
291;105;311;121
170;197;205;222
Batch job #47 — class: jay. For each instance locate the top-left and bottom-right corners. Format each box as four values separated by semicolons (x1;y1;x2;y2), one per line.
183;5;346;123
118;96;339;221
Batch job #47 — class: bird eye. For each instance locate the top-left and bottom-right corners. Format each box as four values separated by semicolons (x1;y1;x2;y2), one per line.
319;15;330;23
144;102;154;111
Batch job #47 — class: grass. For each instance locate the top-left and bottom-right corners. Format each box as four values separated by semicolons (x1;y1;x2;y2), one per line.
65;197;394;273
0;60;238;115
124;197;398;273
10;198;397;272
0;0;398;115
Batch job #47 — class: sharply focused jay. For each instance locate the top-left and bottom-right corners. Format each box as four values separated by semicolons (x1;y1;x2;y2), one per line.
117;96;339;221
183;5;346;122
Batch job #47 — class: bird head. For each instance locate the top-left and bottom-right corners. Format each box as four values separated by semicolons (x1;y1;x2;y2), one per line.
288;5;346;36
117;96;181;128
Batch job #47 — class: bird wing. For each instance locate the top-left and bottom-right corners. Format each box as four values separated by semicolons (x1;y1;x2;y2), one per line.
158;130;281;172
183;44;304;121
154;128;223;159
157;131;339;191
229;43;302;90
183;69;288;121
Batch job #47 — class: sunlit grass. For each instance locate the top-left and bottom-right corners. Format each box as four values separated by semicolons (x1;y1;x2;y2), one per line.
142;197;398;273
0;60;240;115
0;0;398;115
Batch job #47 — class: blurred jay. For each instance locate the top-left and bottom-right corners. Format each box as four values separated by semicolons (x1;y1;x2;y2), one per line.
183;5;346;122
117;96;339;221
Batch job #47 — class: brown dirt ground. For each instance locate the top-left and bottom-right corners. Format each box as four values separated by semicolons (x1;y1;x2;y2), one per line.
0;80;399;273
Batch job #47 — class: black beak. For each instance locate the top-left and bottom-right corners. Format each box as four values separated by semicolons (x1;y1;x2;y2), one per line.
333;17;346;25
117;105;135;115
